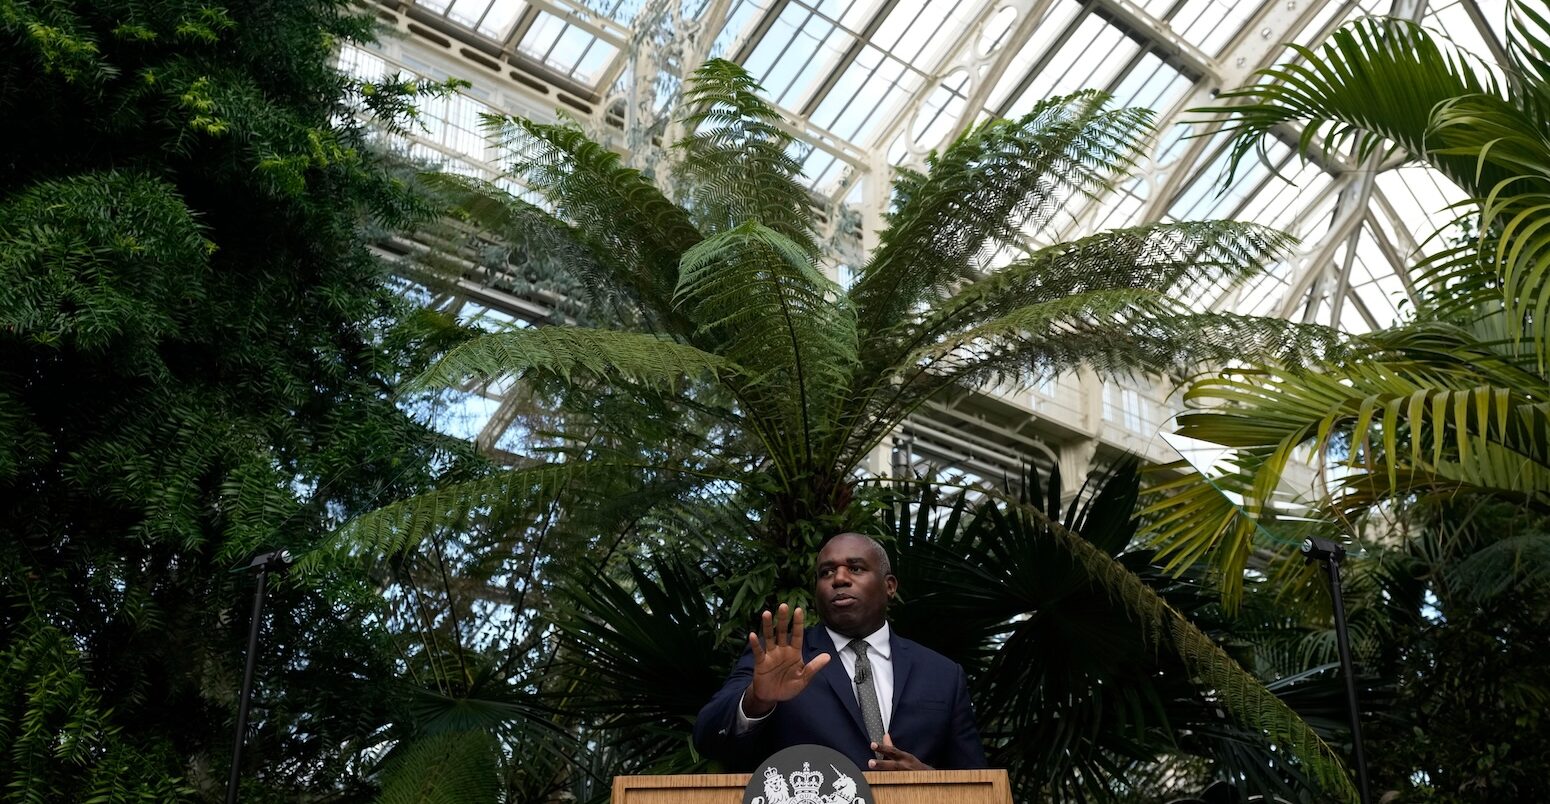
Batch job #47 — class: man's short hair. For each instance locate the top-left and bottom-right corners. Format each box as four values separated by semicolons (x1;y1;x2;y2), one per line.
822;532;892;577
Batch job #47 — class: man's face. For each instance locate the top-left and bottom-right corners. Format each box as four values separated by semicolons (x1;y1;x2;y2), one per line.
814;534;896;639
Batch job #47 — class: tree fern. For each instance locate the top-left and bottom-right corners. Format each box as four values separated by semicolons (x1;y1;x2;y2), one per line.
484;117;702;334
676;222;857;470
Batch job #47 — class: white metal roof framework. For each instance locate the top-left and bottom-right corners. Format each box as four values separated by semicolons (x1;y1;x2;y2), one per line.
357;0;1512;488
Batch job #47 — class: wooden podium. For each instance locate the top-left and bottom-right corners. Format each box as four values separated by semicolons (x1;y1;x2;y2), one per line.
611;770;1011;803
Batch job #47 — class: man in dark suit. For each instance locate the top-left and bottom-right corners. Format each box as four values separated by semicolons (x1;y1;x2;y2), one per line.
693;533;987;771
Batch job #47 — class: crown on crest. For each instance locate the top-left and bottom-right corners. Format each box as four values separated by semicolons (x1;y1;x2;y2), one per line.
790;762;823;796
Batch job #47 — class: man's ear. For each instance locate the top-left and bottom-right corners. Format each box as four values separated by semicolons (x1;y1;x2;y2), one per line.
885;574;898;598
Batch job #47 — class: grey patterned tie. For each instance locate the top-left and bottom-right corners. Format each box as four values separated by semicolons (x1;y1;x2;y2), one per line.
847;639;886;746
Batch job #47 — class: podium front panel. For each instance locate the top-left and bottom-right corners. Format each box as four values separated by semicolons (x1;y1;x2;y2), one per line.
611;769;1011;804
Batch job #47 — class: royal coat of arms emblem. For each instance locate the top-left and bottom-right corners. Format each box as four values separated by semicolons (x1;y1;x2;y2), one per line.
751;762;863;804
743;745;871;804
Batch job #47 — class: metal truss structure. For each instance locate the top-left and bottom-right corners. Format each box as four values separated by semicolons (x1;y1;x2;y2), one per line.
356;0;1511;493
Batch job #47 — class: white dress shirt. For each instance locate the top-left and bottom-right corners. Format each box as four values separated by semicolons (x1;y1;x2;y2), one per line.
736;623;894;734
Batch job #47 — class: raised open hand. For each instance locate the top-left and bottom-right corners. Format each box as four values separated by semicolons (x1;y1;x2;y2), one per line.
743;603;830;716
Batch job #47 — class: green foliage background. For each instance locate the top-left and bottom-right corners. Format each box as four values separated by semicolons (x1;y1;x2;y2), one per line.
0;0;479;799
2;1;1547;803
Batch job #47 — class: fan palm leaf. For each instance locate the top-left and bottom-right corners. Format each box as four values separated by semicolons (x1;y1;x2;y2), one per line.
1155;1;1550;606
886;464;1358;802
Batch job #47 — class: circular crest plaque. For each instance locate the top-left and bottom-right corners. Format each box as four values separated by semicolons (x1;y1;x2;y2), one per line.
742;744;873;804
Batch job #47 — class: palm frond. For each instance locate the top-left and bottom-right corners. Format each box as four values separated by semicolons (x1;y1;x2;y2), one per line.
1508;0;1550;116
887;469;1357;802
1198;13;1550;367
1180;361;1548;499
1199;16;1499;194
405;327;737;393
1006;498;1358;803
851;92;1152;360
673;60;818;252
550;553;736;772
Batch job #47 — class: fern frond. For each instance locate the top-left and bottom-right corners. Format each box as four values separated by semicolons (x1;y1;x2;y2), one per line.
485;115;703;334
898;220;1296;355
673;60;817;252
845;297;1341;467
416;172;625;313
676;222;858;468
406;327;737;392
306;462;614;573
852;92;1151;355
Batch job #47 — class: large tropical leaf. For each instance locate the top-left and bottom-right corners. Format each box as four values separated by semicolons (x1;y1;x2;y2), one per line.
484;116;702;335
885;462;1358;802
304;461;737;575
549;552;741;773
896;220;1296;350
1196;6;1550;365
414;171;626;319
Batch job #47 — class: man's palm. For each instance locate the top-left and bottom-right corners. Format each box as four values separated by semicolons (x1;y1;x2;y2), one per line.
748;604;830;707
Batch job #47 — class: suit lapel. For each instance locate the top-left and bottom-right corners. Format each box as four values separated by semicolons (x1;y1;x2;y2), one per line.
889;631;914;717
806;626;867;738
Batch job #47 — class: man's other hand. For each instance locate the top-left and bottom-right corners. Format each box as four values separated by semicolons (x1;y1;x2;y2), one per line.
744;603;830;716
868;734;932;770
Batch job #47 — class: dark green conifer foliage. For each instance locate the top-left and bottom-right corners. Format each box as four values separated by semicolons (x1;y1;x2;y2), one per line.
0;1;473;799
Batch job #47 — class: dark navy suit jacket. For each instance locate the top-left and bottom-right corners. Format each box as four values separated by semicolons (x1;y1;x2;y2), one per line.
693;625;987;771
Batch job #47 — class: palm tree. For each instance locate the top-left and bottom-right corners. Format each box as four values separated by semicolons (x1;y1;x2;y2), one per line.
1145;1;1550;606
318;59;1356;800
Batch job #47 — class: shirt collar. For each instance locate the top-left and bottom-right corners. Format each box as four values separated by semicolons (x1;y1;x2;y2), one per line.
827;622;891;661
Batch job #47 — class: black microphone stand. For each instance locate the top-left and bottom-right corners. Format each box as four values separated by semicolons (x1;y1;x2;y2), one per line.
1301;537;1371;804
225;549;294;804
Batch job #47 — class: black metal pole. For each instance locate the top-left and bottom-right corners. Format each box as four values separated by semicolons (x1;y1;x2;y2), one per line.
225;568;268;804
224;550;293;804
1303;537;1371;804
1324;556;1372;804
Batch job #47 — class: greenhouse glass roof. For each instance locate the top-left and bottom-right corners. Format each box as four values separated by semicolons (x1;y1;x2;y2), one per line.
357;0;1512;471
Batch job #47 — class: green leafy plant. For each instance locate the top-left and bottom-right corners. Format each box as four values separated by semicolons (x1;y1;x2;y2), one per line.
0;0;477;800
324;59;1357;800
1145;0;1550;605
